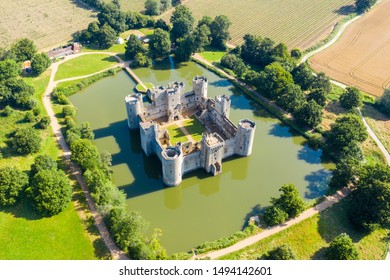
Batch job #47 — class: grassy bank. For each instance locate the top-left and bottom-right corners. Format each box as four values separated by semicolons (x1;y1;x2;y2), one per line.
220;198;389;260
55;54;119;81
0;70;99;259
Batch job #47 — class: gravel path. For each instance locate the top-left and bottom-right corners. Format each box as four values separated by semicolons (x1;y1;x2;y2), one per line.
43;52;129;260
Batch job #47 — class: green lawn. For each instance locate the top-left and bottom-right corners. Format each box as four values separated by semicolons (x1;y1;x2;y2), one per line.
199;46;228;63
55;54;119;81
0;70;99;260
220;198;389;260
166;124;189;145
182;117;205;142
0;201;96;260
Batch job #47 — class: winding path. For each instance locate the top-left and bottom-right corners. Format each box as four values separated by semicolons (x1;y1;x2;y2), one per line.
191;3;390;259
43;52;129;260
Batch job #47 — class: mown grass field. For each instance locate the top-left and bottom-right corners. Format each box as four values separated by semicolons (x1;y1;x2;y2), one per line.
0;71;99;259
162;0;355;50
220;198;389;260
0;0;96;51
54;54;119;81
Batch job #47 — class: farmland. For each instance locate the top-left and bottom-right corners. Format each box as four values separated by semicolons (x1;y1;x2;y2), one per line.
0;0;96;51
161;0;355;50
102;0;145;12
310;0;390;97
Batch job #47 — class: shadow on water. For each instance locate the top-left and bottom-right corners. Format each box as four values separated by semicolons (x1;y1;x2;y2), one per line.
298;145;322;164
241;204;264;230
304;169;332;199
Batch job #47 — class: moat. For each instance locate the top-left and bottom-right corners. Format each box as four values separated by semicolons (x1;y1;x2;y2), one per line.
69;60;334;254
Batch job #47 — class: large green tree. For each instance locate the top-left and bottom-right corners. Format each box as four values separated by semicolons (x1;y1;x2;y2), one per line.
355;0;376;13
0;59;20;80
99;23;118;49
145;0;161;16
263;205;288;226
30;155;58;179
149;28;171;61
326;114;368;155
170;5;194;42
174;35;195;62
339;87;362;109
31;53;51;75
377;88;390;115
29;169;72;216
295;100;323;128
10;127;41;155
256;62;294;99
276;84;305;113
349;164;390;231
125;34;147;60
0;167;28;206
70;139;99;170
210;15;231;50
307;88;327;107
326;233;359;260
10;38;37;62
271;184;305;218
291;63;314;91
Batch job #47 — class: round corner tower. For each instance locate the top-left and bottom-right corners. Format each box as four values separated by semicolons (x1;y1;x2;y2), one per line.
192;76;208;99
235;119;256;156
125;94;143;130
161;145;184;186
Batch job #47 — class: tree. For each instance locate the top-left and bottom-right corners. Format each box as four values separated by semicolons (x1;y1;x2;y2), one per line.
145;0;161;16
99;23;117;49
0;84;12;105
154;19;170;31
160;0;172;12
5;78;35;108
355;0;376;13
0;167;28;206
263;205;288;226
132;52;152;67
271;43;290;61
329;157;361;190
149;28;171;61
70;139;99;170
210;15;231;49
326;114;368;155
326;233;359;260
10;127;41;155
307;88;327;107
262;245;296;260
125;34;147;60
97;3;126;32
349;164;390;231
291;63;314;91
31;53;51;75
172;0;181;6
30;154;58;179
192;24;211;52
290;48;302;59
271;184;305;218
29;169;72;216
256;62;294;99
220;54;247;77
276;84;305;113
377;88;390;115
311;72;331;93
10;38;37;62
174;35;195;62
339;87;363;109
63;105;76;117
170;5;194;42
0;59;20;80
37;116;50;129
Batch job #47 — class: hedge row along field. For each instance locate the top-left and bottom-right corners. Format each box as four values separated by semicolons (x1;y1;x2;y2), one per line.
102;0;146;12
0;0;96;51
162;0;355;50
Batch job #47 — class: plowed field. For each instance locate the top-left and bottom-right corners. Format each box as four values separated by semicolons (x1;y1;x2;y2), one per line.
310;0;390;97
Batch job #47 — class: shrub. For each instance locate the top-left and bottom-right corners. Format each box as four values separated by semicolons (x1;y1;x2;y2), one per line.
24;111;36;123
262;244;296;260
0;167;28;206
264;205;288;226
326;233;359;260
271;184;305;218
37;116;50;129
339;87;362;109
10;127;41;155
62;105;76;117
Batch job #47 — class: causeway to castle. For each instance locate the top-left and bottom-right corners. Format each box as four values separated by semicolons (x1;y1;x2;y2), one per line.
125;76;256;186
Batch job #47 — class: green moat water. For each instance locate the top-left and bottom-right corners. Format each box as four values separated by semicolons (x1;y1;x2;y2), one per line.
69;60;334;254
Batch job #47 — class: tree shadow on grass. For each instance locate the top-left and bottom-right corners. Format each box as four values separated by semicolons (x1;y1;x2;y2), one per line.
0;198;43;221
334;5;355;15
362;104;390;122
317;197;367;244
311;246;328;260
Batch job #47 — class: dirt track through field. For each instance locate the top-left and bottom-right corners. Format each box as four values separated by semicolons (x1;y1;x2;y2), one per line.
310;0;390;97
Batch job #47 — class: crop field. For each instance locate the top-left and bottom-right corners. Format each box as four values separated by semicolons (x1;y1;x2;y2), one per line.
162;0;355;49
0;0;96;51
102;0;145;12
310;0;390;97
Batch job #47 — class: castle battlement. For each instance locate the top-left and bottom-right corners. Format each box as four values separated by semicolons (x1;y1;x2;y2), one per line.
125;76;256;186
